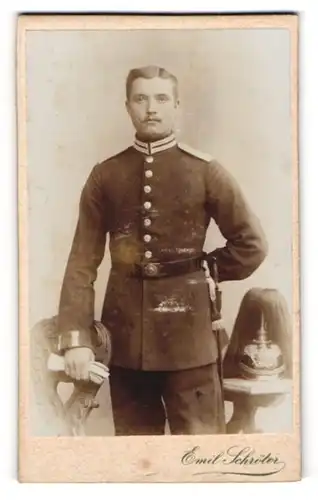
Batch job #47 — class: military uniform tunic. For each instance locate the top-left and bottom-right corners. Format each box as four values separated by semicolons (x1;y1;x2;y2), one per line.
57;134;268;373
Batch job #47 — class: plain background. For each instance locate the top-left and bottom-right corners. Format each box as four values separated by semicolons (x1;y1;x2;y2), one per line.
27;28;294;434
1;0;318;495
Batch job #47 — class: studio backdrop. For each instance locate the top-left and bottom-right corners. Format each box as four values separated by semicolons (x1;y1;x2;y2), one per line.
26;28;293;434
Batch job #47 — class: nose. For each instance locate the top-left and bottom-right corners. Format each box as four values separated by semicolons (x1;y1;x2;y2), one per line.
146;97;158;114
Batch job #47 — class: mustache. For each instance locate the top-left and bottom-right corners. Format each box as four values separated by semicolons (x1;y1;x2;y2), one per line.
143;117;161;123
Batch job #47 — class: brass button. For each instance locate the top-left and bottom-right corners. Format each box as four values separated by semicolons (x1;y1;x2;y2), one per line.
144;234;151;242
144;201;152;210
144;218;151;227
145;251;152;259
145;156;154;163
144;263;158;276
144;185;151;194
145;170;153;178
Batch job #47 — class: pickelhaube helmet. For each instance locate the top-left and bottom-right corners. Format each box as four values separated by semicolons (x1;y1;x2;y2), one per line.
238;312;285;380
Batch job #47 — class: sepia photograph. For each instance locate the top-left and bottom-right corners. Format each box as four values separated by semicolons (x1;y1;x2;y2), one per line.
18;13;300;482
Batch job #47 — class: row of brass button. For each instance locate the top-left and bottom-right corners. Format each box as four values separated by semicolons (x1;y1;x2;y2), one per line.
143;155;154;264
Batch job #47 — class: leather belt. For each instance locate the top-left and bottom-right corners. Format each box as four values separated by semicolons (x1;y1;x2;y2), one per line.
112;255;205;279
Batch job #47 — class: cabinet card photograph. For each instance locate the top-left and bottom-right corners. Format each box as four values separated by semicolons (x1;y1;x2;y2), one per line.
17;13;300;482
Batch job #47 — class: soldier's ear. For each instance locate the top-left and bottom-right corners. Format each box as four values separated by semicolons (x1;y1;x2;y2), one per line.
125;100;131;115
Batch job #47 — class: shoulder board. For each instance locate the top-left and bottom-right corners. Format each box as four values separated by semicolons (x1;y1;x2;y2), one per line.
177;142;213;163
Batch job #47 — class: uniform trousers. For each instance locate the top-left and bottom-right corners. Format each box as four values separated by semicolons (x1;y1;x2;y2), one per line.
109;363;225;435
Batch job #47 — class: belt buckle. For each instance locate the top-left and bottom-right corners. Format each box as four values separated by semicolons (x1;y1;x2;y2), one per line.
144;263;159;277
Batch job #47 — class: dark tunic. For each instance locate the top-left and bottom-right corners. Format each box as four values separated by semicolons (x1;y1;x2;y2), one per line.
57;138;268;371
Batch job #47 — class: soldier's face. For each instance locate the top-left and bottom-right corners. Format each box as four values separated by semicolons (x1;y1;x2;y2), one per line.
126;77;179;141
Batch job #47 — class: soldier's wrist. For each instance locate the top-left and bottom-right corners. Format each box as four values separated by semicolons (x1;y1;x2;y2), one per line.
57;329;94;353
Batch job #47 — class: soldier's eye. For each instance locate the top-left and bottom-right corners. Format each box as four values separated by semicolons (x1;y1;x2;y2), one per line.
156;95;169;103
134;95;147;103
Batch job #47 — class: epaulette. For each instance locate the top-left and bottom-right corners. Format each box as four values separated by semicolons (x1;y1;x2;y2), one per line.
177;142;213;163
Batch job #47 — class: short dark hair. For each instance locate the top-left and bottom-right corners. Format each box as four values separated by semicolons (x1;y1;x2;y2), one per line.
126;65;179;101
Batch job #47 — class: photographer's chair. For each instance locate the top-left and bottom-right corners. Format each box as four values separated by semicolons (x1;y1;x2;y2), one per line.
30;316;111;436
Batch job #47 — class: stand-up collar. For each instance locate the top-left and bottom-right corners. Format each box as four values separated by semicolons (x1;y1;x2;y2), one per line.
133;133;177;155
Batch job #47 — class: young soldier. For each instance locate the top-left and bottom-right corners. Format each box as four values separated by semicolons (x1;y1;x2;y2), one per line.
57;66;268;435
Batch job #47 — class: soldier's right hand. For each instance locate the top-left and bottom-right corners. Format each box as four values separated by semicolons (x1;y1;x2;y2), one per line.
64;347;94;381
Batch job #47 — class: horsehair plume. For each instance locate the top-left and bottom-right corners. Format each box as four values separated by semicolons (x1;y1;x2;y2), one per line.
223;287;292;378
